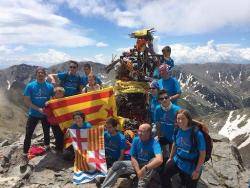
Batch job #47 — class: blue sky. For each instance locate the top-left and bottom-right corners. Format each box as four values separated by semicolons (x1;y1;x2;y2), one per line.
0;0;250;69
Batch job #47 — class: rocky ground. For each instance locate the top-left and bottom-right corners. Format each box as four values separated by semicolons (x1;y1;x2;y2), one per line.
0;126;249;188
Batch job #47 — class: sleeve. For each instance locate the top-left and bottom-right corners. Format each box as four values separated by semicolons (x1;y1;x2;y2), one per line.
23;84;32;97
120;134;126;150
153;139;162;155
169;58;174;69
81;76;88;87
157;79;163;90
130;137;138;157
174;78;182;94
196;131;206;151
95;76;102;85
57;72;66;81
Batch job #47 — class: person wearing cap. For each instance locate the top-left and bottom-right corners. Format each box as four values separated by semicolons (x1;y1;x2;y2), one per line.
148;81;160;123
21;67;54;169
48;60;84;97
157;64;181;104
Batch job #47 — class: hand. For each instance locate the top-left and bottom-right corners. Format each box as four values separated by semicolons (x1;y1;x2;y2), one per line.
192;170;200;180
38;108;44;114
137;167;146;178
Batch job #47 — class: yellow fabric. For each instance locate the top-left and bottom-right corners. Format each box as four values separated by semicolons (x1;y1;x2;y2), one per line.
114;80;149;94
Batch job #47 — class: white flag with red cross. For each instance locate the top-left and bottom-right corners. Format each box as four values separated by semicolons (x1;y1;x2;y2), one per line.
68;126;108;184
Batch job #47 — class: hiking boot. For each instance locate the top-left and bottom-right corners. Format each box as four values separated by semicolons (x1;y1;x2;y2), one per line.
20;154;28;172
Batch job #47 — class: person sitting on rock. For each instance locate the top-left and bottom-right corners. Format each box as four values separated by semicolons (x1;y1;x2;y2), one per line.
21;67;54;169
101;123;163;188
82;74;102;93
104;117;126;168
162;109;206;188
154;89;181;157
48;60;84;97
157;64;181;104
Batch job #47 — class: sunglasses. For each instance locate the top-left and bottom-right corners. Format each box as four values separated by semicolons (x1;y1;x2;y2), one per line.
70;66;77;69
158;96;169;101
150;87;157;90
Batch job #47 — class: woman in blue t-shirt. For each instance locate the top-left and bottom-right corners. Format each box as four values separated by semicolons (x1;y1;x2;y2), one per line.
162;109;206;188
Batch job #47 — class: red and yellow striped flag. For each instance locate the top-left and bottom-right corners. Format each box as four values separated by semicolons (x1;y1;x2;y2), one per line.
45;87;117;131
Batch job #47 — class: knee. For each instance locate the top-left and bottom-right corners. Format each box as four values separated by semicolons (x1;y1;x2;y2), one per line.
111;161;126;172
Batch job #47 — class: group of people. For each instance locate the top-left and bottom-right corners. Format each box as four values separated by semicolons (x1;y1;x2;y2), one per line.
21;61;102;165
20;46;207;188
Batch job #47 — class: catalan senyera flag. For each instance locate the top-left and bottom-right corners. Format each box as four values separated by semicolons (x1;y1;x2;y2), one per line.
45;86;117;130
68;126;107;184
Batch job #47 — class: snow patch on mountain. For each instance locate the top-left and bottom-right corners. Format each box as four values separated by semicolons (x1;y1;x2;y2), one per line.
219;111;250;144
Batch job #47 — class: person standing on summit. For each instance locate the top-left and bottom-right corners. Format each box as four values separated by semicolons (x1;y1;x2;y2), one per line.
48;60;84;97
21;67;54;169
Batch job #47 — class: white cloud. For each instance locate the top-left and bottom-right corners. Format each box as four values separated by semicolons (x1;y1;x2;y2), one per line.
168;40;250;64
59;0;250;35
0;0;95;47
96;42;108;47
0;49;72;68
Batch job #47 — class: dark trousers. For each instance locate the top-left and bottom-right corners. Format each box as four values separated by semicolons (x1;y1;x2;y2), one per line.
51;125;64;151
162;160;199;188
23;116;50;154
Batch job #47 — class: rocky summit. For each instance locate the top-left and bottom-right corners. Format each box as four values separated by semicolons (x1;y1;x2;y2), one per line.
0;62;249;187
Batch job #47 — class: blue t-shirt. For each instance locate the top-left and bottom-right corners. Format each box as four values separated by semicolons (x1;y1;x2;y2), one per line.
173;128;206;175
149;95;159;123
104;131;126;161
57;72;83;96
130;136;162;165
23;80;54;118
158;77;181;104
154;104;181;143
82;75;102;87
153;57;175;79
70;122;92;129
163;57;174;70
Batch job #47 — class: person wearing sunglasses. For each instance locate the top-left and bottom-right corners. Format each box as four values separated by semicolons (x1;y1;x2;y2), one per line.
157;64;181;105
101;123;163;188
48;60;84;97
154;90;181;158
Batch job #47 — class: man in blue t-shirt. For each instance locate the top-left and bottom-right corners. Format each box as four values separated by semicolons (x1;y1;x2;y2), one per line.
21;67;54;169
82;63;102;86
154;90;181;155
104;118;126;168
157;64;181;104
153;46;175;79
48;60;84;97
101;123;163;188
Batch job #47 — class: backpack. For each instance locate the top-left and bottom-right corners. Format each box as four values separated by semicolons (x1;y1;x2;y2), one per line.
60;73;82;93
174;121;213;163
